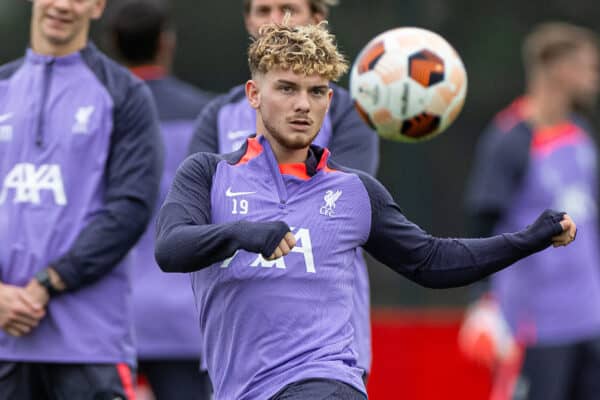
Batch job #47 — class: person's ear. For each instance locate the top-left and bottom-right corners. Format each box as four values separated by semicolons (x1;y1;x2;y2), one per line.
91;0;107;20
245;79;261;109
326;87;333;112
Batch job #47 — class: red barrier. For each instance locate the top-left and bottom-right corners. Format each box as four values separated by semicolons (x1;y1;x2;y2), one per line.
368;308;492;400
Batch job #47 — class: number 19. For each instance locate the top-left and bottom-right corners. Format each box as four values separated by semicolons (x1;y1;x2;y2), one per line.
232;199;249;215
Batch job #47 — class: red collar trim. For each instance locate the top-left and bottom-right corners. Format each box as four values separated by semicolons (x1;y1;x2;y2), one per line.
236;137;263;165
531;123;582;156
495;97;528;132
316;148;335;173
279;163;311;180
129;65;167;81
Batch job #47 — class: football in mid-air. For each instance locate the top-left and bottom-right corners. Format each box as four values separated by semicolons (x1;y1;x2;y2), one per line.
350;27;467;142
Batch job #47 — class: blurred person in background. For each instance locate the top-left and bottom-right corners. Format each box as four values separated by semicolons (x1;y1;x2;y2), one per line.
463;22;600;400
188;0;379;380
0;0;162;399
108;0;213;399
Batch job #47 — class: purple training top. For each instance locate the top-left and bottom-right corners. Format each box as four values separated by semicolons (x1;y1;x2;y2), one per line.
0;44;161;365
157;135;566;399
188;84;377;372
468;99;600;345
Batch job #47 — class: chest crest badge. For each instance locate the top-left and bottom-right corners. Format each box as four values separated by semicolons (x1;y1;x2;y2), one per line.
72;106;95;134
320;189;342;217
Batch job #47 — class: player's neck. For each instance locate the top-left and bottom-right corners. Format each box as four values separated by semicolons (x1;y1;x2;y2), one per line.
525;84;571;128
265;136;310;164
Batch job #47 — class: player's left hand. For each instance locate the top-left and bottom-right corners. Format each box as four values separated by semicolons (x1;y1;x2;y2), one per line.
25;279;50;310
0;283;45;337
551;213;577;247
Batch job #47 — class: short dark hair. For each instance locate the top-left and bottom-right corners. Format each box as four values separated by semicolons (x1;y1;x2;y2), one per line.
107;0;171;65
242;0;338;17
523;22;599;76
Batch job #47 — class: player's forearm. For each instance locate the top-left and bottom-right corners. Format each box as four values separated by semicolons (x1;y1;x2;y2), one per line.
464;210;502;299
155;204;290;272
366;205;564;289
51;198;152;290
400;234;543;289
155;222;247;273
360;171;566;288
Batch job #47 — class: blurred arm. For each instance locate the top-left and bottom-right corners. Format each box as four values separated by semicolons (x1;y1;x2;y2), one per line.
187;95;224;155
327;86;380;175
465;122;531;230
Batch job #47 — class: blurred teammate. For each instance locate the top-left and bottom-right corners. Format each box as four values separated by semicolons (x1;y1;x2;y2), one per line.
465;22;600;400
188;0;378;378
156;20;576;400
108;0;213;398
0;0;162;399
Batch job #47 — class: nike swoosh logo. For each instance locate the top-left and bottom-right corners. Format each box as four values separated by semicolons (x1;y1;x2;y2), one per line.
0;113;13;123
225;187;256;197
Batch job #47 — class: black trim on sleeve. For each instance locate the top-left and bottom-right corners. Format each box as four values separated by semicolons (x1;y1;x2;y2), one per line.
51;45;163;291
327;84;379;176
187;95;225;155
187;87;245;155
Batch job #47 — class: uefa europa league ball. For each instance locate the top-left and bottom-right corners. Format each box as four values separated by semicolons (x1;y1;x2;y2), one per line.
350;27;467;142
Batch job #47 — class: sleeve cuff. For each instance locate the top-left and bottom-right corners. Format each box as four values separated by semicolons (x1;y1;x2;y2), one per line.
50;254;81;292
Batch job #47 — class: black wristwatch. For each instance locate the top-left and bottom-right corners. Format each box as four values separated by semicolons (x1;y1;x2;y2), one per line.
35;269;59;297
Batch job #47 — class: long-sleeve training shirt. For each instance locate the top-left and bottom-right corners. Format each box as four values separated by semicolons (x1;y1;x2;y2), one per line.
156;135;564;400
0;44;162;364
188;83;378;372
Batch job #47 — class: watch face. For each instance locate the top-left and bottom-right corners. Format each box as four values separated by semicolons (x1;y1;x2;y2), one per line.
36;270;55;295
36;270;48;282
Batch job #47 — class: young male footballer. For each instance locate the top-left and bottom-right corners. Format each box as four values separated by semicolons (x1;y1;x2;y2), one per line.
188;0;378;378
156;21;576;400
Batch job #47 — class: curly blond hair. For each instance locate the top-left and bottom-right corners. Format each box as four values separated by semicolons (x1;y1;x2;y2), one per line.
247;21;348;81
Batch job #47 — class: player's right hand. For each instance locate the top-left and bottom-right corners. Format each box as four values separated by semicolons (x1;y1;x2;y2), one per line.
552;213;577;247
266;232;296;260
242;221;293;259
0;283;46;337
